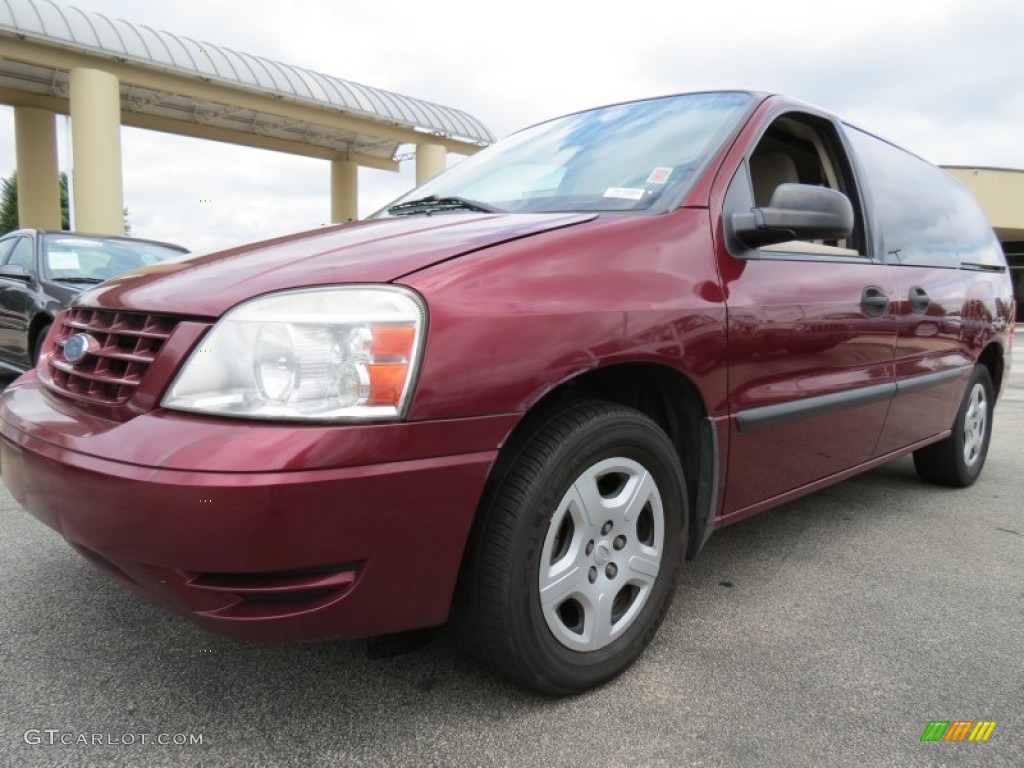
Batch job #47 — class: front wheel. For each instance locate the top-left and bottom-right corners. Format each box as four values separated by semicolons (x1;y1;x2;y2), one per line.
32;323;51;366
460;401;687;696
913;364;994;487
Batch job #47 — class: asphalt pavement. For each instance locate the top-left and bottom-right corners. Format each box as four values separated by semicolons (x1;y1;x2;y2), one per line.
1;355;1021;768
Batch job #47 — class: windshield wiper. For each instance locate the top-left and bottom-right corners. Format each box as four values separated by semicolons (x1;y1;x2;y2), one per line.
386;195;502;216
52;276;104;284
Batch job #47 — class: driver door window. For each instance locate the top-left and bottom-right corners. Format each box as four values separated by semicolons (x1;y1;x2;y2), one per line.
747;116;865;258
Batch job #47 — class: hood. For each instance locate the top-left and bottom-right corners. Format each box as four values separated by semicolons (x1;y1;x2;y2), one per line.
78;213;596;317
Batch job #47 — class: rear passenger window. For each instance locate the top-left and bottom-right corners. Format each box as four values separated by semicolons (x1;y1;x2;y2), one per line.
0;238;16;263
846;127;968;269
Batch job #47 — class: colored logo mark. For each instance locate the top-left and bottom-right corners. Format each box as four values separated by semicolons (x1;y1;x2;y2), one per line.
920;720;996;742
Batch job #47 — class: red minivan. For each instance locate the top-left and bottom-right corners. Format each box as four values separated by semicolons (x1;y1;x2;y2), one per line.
0;91;1014;695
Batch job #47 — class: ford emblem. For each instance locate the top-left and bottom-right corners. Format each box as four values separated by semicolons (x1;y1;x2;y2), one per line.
63;333;97;364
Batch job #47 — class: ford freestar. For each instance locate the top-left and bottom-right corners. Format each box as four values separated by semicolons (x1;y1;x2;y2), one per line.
0;91;1014;695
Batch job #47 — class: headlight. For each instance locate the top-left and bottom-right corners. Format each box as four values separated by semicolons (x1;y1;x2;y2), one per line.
162;286;426;421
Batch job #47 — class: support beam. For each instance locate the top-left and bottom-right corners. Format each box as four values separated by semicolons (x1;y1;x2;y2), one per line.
69;68;124;235
13;106;61;230
0;89;401;170
415;143;446;186
330;158;358;223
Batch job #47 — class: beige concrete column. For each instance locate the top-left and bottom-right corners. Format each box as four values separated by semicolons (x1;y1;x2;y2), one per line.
13;107;62;230
415;143;446;185
330;158;358;223
69;68;124;235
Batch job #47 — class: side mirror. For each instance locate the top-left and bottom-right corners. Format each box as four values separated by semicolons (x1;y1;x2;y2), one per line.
0;264;31;282
732;183;854;248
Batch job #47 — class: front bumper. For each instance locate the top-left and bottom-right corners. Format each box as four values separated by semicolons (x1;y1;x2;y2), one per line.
0;376;517;642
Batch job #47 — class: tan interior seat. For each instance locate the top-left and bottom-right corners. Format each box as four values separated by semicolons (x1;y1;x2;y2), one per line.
750;152;799;207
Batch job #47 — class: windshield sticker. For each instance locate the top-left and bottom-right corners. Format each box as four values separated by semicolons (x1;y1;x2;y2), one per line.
646;167;673;184
48;251;81;270
603;187;645;201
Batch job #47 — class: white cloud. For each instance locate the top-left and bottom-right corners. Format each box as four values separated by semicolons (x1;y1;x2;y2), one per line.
2;0;1022;250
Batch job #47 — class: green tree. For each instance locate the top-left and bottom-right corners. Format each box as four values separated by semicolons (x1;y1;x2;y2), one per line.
59;172;70;229
0;170;18;234
0;171;129;234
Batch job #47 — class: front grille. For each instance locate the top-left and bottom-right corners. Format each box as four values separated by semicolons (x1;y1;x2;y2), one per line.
47;308;179;405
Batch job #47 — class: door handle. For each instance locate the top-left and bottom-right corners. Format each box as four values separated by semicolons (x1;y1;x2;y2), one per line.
861;286;889;317
908;286;930;314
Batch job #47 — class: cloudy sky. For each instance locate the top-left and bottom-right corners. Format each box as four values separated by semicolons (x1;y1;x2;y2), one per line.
1;0;1022;252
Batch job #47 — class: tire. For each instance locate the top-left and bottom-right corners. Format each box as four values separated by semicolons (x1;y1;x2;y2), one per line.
913;365;994;487
459;400;687;696
32;323;52;366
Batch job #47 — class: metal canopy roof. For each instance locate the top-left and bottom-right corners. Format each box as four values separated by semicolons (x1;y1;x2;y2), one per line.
0;0;493;163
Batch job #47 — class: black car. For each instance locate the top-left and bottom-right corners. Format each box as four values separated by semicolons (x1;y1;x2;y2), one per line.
0;229;187;371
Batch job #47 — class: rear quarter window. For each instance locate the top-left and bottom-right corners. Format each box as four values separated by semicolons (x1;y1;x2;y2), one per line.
845;126;1002;270
942;182;1007;270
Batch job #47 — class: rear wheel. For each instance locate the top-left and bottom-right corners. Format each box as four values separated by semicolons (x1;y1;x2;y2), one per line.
460;401;687;696
913;365;994;487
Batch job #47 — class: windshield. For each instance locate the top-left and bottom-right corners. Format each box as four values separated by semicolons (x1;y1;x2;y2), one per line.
42;235;186;282
378;92;753;217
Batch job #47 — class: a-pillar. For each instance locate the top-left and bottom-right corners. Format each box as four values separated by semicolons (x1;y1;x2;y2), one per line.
69;68;124;235
415;143;446;185
13;107;61;230
330;158;358;223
